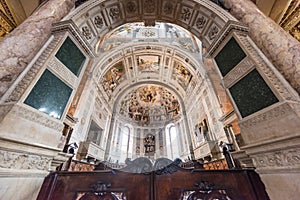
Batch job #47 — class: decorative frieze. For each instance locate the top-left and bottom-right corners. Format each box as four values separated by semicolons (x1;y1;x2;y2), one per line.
223;57;255;88
254;148;300;169
10;104;64;132
0;149;51;171
239;102;291;130
48;58;79;89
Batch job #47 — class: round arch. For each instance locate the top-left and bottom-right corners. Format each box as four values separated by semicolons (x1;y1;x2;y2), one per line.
65;0;239;55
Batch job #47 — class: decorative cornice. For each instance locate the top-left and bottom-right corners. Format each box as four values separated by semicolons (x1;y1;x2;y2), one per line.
0;149;52;171
223;57;255;88
253;147;300;169
239;102;291;130
51;20;96;58
205;20;249;58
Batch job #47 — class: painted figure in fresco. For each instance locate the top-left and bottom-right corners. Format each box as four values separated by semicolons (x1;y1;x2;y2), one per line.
120;85;181;125
173;63;192;90
102;62;125;95
137;55;160;73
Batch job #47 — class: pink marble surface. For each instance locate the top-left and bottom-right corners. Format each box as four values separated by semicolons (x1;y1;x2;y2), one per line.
0;0;75;98
224;0;300;94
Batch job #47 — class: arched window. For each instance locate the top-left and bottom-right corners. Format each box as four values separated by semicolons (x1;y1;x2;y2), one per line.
166;123;180;160
120;125;133;163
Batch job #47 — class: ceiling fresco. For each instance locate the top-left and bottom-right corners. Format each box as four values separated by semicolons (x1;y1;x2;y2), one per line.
101;61;126;98
172;62;193;90
119;85;180;126
137;55;160;74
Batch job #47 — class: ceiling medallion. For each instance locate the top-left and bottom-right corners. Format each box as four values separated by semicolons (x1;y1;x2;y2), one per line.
141;29;156;37
82;26;92;40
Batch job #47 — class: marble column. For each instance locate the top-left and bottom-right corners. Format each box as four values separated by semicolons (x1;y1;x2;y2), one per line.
0;0;76;98
224;0;300;94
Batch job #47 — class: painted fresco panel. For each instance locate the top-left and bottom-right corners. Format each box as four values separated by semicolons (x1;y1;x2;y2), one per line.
101;62;126;96
137;55;160;73
172;62;193;90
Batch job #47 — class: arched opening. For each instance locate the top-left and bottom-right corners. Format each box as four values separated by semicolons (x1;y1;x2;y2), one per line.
1;1;299;199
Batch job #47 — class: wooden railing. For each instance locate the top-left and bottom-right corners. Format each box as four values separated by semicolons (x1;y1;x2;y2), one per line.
38;158;269;200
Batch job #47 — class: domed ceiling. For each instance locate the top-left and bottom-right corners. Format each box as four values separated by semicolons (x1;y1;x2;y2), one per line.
118;85;180;126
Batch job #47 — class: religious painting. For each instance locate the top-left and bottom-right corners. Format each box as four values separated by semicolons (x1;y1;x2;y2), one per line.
119;85;181;126
101;62;126;96
137;55;160;73
172;62;193;90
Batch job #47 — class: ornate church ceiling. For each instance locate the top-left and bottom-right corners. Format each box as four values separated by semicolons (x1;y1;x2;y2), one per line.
95;22;202;126
118;85;180;126
2;0;298;42
97;22;199;53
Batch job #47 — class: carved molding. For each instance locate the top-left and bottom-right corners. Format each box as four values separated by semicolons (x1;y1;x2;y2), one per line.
223;57;255;88
237;35;299;102
0;104;14;122
0;149;51;171
51;20;96;57
48;58;79;89
253;148;300;169
239;102;291;130
206;21;249;57
10;104;64;132
67;0;238;51
4;36;63;103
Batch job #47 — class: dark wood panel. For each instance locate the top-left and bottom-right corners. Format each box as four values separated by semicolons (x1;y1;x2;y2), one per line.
37;160;269;200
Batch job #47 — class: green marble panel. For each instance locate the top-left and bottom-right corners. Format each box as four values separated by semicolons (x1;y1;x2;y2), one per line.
229;69;279;118
24;69;73;119
215;37;246;76
55;37;86;76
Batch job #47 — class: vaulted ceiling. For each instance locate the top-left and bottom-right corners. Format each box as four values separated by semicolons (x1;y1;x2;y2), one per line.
1;0;298;41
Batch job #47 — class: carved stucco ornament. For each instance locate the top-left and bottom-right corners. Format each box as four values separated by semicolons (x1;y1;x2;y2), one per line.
82;26;92;40
144;0;155;13
109;7;121;20
0;150;51;171
163;1;173;15
94;16;104;29
181;7;192;21
126;1;137;13
195;16;207;29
